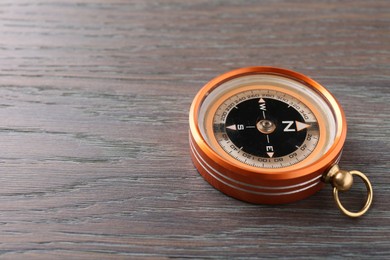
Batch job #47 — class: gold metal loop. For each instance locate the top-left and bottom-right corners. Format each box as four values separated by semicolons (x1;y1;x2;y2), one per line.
332;170;373;218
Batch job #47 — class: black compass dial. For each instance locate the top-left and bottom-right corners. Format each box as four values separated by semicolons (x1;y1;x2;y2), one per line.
213;89;320;168
225;98;306;158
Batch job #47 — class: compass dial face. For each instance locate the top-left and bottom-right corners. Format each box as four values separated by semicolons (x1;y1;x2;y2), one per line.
198;73;338;171
212;89;319;168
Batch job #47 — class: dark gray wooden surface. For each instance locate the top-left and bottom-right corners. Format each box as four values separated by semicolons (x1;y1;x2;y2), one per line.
0;0;389;259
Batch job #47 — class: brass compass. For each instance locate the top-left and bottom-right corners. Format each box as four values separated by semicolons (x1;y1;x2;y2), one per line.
189;67;373;217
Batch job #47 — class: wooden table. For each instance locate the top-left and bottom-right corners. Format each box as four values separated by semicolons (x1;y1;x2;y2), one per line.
0;1;389;259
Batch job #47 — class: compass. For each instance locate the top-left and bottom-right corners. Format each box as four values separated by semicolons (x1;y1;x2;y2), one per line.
189;67;373;217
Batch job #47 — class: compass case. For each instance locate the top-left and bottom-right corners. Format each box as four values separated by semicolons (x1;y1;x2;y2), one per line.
190;132;330;204
189;67;347;204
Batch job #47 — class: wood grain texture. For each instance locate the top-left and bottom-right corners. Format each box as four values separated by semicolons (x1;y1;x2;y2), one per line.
0;0;389;259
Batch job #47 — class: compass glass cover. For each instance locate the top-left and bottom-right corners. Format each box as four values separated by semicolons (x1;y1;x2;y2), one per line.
198;74;338;169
